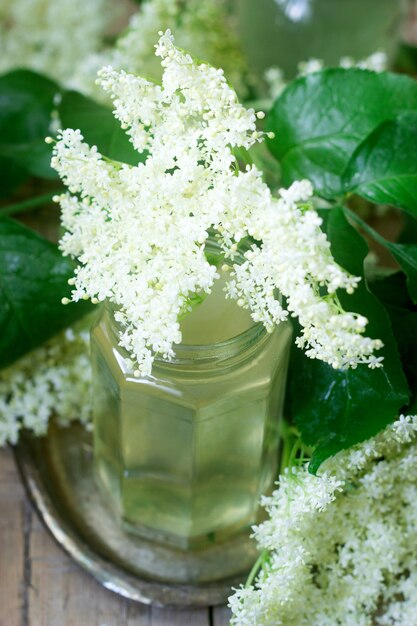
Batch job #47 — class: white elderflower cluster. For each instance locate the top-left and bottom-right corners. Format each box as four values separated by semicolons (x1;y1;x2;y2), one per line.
70;0;249;100
230;415;417;626
266;51;388;100
0;0;118;82
52;31;382;377
0;323;92;446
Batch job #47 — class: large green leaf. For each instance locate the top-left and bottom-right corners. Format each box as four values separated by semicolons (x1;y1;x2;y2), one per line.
58;91;141;165
0;218;93;369
371;273;417;414
290;206;409;471
0;70;61;194
266;69;417;198
345;207;417;303
0;72;145;197
343;113;417;217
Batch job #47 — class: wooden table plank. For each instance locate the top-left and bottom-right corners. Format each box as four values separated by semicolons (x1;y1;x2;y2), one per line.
27;511;144;626
213;606;231;626
150;607;209;626
0;450;26;626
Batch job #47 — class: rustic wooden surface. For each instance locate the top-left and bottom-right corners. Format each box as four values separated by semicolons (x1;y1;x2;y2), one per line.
0;449;232;626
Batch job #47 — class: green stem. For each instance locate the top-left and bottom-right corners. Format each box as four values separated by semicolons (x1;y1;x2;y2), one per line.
241;423;306;596
233;146;253;170
280;423;293;473
177;292;208;321
245;549;269;589
288;438;304;468
344;204;387;244
1;191;60;216
279;419;302;473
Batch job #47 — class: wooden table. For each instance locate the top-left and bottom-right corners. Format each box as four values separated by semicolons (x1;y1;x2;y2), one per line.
0;449;231;626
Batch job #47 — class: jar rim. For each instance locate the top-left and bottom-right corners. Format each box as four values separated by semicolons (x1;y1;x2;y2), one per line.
154;319;267;368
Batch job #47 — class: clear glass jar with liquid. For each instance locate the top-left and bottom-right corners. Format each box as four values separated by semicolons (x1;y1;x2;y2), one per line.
91;240;292;569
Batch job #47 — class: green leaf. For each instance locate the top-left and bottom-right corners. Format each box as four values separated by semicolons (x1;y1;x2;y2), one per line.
7;139;58;180
370;271;411;308
394;42;417;76
290;206;409;472
371;273;417;414
399;213;417;245
0;70;62;194
266;69;417;198
393;312;417;416
0;217;93;370
386;243;417;303
343;113;417;217
1;192;58;218
345;206;417;303
58;91;141;165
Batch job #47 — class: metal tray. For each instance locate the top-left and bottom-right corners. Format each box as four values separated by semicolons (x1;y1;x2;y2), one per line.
13;422;257;607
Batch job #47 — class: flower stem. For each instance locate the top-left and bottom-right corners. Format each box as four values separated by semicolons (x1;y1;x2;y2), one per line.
245;549;269;589
1;191;61;216
177;292;208;320
279;419;302;473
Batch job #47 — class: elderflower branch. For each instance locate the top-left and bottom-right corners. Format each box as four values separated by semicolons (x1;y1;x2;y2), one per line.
0;323;92;445
244;549;270;589
230;415;417;626
51;30;382;376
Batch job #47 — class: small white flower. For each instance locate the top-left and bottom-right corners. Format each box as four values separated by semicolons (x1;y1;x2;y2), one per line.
392;414;417;443
298;58;324;76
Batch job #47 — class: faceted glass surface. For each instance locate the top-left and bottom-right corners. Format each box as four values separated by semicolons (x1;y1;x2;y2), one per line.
92;284;292;550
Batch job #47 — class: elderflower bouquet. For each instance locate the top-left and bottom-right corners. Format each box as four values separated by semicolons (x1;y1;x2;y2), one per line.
50;30;381;379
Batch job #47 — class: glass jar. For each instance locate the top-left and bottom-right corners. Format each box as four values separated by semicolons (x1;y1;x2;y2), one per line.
234;0;404;82
91;243;292;579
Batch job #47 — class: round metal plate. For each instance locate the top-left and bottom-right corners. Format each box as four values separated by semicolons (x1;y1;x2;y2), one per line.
13;422;257;607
